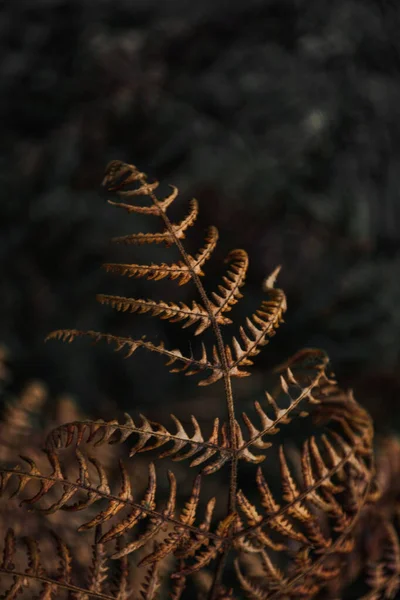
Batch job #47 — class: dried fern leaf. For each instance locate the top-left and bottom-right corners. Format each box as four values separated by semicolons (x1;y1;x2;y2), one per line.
235;431;374;598
225;268;286;371
0;528;129;599
46;329;218;382
246;434;372;537
170;569;187;600
0;451;221;558
174;497;216;561
21;160;382;598
97;249;248;338
234;559;270;600
45;413;231;475
212;249;249;317
138;475;202;565
172;512;237;577
235;350;334;463
103;161;177;215
47;328;253;386
107;184;178;215
112;199;199;246
96;295;231;336
138;558;161;600
103;226;218;286
199;273;287;385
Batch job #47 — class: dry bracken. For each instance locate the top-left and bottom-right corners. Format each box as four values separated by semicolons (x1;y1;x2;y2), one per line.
1;161;397;599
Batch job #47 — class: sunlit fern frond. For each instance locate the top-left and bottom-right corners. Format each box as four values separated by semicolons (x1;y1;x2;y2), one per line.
112;198;199;246
0;526;132;600
219;267;286;377
96;248;249;337
45;412;231;475
103;226;219;285
236;348;374;464
46;161;284;385
95;296;232;336
46;266;284;387
44;350;371;476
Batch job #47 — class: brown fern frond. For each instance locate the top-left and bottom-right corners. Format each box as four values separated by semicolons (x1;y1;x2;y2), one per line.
95;250;247;337
112;199;199;246
0;527;130;599
103;226;218;286
136;474;217;567
234;558;270;600
47;327;259;387
170;569;187;600
223;270;286;374
356;517;400;600
45;413;231;475
2;160;384;598
108;184;178;215
0;449;229;566
138;558;160;600
172;512;237;577
231;369;374;598
96;296;232;336
46;329;217;379
199;271;286;385
243;431;372;538
103;161;177;215
234;432;374;597
212;249;249;316
235;350;330;463
45;329;228;387
47;163;285;386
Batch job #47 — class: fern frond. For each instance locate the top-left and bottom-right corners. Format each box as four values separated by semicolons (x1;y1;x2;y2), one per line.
236;350;329;462
112;199;199;246
46;329;217;381
234;558;270;600
0;527;130;599
172;512;237;577
95;250;248;337
137;475;203;565
46;328;245;387
360;519;400;600
96;296;232;336
108;184;178;215
235;433;374;597
212;249;249;316
103;160;177;215
103;226;218;286
223;271;286;376
138;558;160;600
243;432;372;539
0;449;230;565
45;413;231;475
12;160;383;598
170;569;187;600
232;366;374;596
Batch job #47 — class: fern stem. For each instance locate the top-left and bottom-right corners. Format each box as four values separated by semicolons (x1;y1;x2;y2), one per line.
145;179;238;595
269;473;373;599
209;548;230;600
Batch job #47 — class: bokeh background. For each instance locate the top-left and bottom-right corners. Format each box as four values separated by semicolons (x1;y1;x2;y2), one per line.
1;0;400;433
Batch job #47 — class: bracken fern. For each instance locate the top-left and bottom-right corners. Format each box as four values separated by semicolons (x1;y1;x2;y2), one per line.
1;161;398;599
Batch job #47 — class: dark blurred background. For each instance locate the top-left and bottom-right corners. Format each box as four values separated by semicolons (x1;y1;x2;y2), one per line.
1;0;399;432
